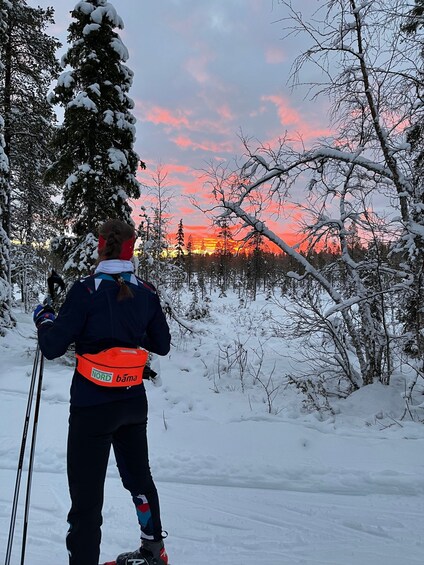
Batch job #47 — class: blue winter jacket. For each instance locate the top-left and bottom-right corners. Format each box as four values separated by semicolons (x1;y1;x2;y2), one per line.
37;271;171;407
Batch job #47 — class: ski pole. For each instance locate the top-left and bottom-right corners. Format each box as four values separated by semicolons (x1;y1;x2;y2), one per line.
20;353;45;565
4;345;41;565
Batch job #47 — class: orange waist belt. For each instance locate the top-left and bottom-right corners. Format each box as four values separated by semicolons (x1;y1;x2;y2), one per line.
76;347;149;387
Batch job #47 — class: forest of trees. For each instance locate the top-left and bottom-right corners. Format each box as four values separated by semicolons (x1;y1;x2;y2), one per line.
1;0;424;414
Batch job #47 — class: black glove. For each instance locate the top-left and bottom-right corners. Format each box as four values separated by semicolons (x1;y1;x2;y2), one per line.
33;304;56;328
143;365;158;380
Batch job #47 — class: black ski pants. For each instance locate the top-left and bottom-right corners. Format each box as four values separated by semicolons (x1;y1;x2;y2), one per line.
66;391;162;565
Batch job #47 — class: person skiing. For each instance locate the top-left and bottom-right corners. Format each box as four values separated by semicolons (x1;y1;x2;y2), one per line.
47;268;66;303
33;219;171;565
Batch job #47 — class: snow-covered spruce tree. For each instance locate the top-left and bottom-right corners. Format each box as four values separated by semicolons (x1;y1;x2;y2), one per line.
175;218;185;265
0;0;14;334
402;0;424;225
0;0;60;244
45;0;143;276
398;1;424;364
172;218;186;291
209;0;424;406
185;235;194;289
245;230;266;301
214;217;233;296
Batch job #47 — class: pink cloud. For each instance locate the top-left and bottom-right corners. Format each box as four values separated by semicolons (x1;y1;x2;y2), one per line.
172;135;193;149
249;105;267;118
171;134;235;153
136;98;234;138
184;49;230;94
265;47;287;65
260;95;333;142
137;160;206;201
139;104;191;129
189;116;233;136
180;180;203;195
217;104;234;121
187;63;210;85
185;53;214;85
161;163;191;175
261;95;304;128
178;205;201;215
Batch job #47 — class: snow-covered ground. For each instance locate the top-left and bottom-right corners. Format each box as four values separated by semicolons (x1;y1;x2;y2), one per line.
1;295;424;565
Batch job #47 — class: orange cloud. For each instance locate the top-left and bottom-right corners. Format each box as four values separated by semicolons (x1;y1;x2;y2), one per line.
167;222;307;255
134;190;312;255
182;224;210;232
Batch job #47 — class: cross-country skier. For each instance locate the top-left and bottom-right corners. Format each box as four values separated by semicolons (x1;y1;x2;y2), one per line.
33;219;171;565
47;269;66;304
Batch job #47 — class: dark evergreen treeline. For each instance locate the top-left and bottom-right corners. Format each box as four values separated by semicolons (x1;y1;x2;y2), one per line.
159;224;392;302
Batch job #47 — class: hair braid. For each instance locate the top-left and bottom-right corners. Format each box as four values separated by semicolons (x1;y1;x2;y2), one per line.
112;274;134;301
98;219;136;301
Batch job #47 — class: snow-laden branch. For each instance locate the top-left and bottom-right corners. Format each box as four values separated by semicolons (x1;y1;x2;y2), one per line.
222;198;344;305
159;288;198;334
323;280;414;319
237;144;410;209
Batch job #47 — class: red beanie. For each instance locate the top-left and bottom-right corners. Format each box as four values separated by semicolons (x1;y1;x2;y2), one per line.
98;235;135;260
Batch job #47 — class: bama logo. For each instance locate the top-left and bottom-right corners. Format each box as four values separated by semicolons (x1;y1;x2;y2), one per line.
116;373;139;384
91;368;113;383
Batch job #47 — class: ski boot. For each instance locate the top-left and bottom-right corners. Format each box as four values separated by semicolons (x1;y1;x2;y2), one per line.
115;539;168;565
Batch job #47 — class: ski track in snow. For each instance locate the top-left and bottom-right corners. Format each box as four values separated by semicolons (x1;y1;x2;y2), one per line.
1;304;424;565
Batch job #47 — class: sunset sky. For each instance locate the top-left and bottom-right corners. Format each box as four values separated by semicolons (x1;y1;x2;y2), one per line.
34;0;330;252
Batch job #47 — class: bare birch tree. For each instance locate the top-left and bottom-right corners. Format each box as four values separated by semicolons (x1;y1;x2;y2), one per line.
207;0;424;407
